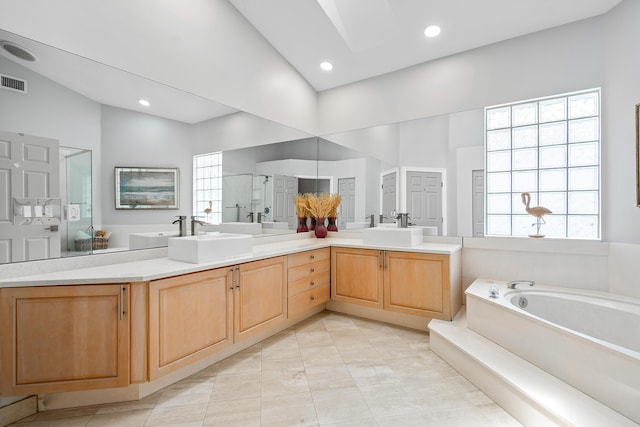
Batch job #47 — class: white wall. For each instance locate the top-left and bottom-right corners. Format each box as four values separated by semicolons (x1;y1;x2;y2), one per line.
318;16;604;135
100;106;193;226
0;0;318;134
601;0;640;243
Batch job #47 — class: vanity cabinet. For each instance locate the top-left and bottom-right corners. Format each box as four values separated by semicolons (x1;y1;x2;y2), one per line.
330;247;383;309
148;255;287;380
148;268;233;380
331;247;460;320
234;256;288;341
287;248;330;318
0;284;130;395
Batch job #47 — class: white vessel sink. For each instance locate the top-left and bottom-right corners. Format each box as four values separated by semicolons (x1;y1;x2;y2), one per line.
129;231;180;250
219;222;262;235
261;221;289;230
345;221;369;229
168;232;253;264
362;227;423;247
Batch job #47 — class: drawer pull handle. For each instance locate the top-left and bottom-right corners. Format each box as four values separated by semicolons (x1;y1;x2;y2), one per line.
310;295;315;301
310;268;315;273
310;281;315;286
310;255;315;260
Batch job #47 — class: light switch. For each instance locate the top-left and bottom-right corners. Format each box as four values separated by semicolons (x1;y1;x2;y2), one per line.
44;205;54;217
23;205;32;217
33;205;43;217
66;204;80;221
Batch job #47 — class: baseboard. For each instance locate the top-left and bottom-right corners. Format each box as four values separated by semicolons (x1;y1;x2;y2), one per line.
0;396;37;427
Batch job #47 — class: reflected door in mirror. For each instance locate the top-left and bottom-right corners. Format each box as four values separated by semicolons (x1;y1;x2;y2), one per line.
0;131;61;263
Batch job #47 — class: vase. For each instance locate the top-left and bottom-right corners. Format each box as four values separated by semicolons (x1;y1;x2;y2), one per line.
314;217;327;238
327;217;338;231
296;217;308;233
309;217;316;230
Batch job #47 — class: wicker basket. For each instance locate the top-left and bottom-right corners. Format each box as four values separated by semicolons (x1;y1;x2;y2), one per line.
75;237;109;252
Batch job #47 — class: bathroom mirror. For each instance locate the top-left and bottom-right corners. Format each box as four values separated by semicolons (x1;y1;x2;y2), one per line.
0;28;313;263
320;108;486;237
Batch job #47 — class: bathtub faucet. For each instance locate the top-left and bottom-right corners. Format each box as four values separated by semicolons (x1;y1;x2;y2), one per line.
507;280;535;289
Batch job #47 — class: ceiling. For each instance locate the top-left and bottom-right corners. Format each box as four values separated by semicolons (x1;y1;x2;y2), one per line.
229;0;622;91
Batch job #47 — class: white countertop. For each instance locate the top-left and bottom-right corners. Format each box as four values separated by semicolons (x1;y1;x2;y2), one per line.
0;236;461;288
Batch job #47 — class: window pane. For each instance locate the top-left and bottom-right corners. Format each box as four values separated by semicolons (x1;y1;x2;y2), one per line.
487;151;511;172
539;169;566;191
487;129;511;151
569;118;598;143
512;126;537;148
568;215;598;239
569;167;598;191
512;215;532;237
539;98;566;122
569;191;598;214
512;103;537;126
488;193;511;214
569;92;598;119
539;122;566;146
487;215;511;235
512;170;537;192
539;192;566;214
512;148;537;170
543;215;567;238
568;142;598;167
487;107;510;130
539;145;566;169
487;172;511;193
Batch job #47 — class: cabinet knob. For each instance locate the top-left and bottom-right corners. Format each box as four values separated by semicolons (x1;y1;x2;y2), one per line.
310;295;315;301
310;255;315;260
310;281;315;286
310;268;315;273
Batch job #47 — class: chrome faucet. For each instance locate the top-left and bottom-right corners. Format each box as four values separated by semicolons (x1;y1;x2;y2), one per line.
190;216;206;235
507;280;535;289
246;212;254;223
366;214;375;228
172;215;187;237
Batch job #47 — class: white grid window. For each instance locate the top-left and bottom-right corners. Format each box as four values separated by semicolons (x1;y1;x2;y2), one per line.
485;89;600;239
193;152;222;224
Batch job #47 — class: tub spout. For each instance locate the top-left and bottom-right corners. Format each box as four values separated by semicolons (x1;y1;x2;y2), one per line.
507;280;535;289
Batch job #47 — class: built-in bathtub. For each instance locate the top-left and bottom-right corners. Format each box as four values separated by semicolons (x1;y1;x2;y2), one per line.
465;279;640;424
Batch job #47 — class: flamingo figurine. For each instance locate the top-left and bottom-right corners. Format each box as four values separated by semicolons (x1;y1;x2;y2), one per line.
521;192;552;237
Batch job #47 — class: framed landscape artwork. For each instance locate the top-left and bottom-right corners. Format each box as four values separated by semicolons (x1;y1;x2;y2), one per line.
115;167;179;209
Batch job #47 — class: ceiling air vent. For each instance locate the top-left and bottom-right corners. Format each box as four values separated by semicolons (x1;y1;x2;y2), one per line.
1;74;27;93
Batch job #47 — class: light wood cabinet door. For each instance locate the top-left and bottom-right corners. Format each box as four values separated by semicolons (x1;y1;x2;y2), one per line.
234;256;287;341
383;251;449;319
149;268;233;380
0;284;129;395
331;247;383;309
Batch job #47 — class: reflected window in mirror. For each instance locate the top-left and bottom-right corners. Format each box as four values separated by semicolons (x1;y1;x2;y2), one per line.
485;89;600;239
193;152;222;224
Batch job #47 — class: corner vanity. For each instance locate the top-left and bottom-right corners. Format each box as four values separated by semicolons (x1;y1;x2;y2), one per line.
0;233;461;410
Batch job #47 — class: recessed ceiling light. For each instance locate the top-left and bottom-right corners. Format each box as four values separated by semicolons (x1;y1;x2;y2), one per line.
138;99;150;107
320;61;333;71
424;25;441;38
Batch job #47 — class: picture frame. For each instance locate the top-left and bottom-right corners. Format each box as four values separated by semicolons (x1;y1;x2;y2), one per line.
115;167;179;209
637;104;640;207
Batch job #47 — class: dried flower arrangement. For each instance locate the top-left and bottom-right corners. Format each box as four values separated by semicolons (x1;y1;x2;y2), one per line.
305;193;341;219
294;194;309;218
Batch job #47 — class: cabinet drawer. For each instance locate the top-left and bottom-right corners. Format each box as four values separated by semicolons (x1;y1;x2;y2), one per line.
288;271;330;296
288;248;330;269
288;259;330;283
288;284;329;318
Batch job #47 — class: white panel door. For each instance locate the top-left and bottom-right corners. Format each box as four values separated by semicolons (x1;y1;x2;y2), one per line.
382;172;397;222
337;177;355;229
472;170;485;237
406;171;442;235
0;131;60;263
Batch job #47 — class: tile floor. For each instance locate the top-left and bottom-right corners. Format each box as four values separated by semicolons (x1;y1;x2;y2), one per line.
11;312;522;426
